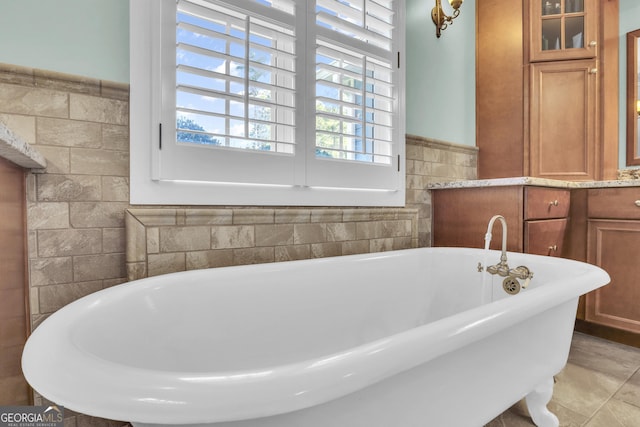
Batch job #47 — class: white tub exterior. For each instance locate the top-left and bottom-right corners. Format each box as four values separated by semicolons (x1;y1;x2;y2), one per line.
22;248;609;427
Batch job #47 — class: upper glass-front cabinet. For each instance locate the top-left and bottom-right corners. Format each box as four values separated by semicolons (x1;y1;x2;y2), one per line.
530;0;598;62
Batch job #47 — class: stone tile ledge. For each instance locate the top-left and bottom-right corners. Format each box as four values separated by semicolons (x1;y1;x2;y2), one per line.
406;134;479;155
428;176;640;189
0;121;46;169
0;62;129;100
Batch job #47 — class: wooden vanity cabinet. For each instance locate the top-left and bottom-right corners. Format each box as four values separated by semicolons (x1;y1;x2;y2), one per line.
476;0;618;181
432;186;570;257
583;188;640;337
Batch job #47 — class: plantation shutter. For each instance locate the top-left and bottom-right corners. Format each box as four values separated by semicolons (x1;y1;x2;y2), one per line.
144;0;403;203
306;0;400;190
157;0;300;185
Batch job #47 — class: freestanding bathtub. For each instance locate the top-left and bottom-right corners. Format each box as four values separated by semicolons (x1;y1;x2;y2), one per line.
23;247;609;427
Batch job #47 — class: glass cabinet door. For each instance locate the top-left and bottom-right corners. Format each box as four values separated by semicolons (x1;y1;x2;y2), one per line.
531;0;597;62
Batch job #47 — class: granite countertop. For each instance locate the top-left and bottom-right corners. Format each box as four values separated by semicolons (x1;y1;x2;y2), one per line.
0;122;46;169
428;176;640;190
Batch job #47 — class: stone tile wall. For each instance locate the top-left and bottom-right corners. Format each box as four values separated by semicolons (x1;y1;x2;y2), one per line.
0;64;130;427
405;134;478;246
126;207;418;280
0;63;477;426
0;65;130;332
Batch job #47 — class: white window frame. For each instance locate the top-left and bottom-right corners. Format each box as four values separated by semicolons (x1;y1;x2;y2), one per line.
130;0;406;206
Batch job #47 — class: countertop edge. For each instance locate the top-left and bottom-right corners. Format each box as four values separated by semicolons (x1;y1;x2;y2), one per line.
427;177;640;190
0;122;47;170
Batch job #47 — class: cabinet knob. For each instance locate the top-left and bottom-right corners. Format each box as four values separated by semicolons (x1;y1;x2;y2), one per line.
588;41;597;47
635;200;640;207
549;200;559;207
589;68;598;74
548;245;558;253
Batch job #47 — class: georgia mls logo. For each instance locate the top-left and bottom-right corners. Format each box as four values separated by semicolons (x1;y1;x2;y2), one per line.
43;406;63;420
0;405;64;427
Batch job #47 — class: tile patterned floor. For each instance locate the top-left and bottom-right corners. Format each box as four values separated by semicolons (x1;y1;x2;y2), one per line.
486;332;640;427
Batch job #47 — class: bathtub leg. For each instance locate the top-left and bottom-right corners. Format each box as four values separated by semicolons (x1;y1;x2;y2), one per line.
524;377;559;427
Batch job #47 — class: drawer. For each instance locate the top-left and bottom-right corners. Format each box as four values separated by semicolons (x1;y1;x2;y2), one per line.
524;218;567;257
524;187;570;220
588;187;640;219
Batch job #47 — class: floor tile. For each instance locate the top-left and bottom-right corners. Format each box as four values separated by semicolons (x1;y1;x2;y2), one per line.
614;368;640;409
485;394;588;426
583;398;640;427
546;401;589;427
487;333;640;427
552;362;624;418
568;333;640;381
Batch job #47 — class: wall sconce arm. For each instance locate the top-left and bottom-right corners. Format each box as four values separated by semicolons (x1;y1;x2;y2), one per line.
431;0;463;38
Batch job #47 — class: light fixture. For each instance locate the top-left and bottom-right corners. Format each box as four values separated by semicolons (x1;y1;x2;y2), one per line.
431;0;463;38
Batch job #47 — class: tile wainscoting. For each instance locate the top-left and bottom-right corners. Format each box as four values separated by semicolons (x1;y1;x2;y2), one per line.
126;207;418;280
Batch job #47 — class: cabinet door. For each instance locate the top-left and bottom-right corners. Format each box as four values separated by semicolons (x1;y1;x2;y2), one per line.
529;0;598;62
586;220;640;334
529;59;597;180
524;218;567;256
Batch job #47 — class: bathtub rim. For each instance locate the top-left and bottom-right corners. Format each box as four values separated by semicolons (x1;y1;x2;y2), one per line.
22;247;610;424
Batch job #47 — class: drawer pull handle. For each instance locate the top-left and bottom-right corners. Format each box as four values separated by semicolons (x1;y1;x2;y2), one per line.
635;200;640;207
548;245;558;253
549;200;559;207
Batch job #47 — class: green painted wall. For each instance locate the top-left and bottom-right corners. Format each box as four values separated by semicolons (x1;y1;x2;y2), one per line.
0;0;129;83
405;0;476;147
619;0;640;168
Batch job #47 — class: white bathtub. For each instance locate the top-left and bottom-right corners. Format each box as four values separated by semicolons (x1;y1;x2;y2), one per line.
23;247;609;427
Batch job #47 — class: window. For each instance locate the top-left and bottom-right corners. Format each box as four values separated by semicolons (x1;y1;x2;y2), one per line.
130;0;405;206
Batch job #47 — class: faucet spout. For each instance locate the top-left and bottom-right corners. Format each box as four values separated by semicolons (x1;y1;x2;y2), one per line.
484;214;508;266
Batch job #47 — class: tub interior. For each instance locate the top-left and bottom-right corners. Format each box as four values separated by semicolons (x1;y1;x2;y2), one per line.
68;249;587;373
